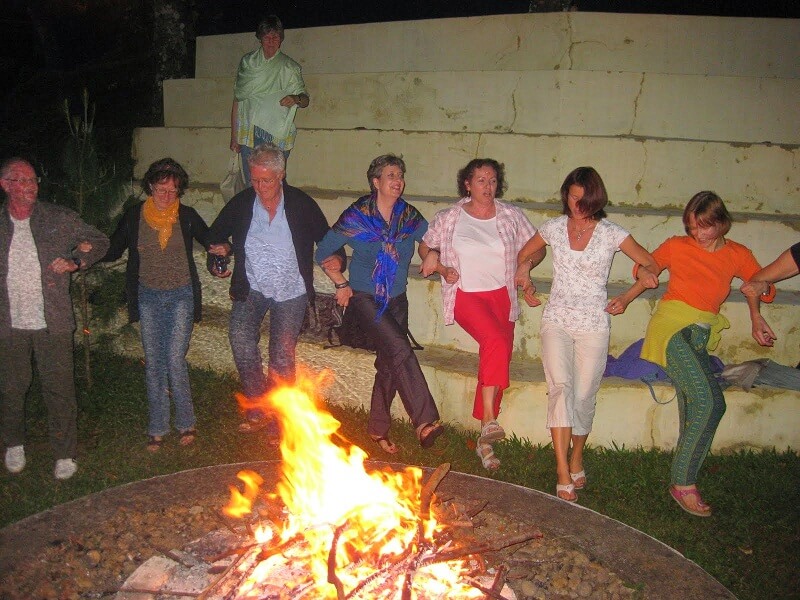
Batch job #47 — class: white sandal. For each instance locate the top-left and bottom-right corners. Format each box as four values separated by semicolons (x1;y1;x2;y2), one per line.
570;469;586;490
556;482;577;502
476;443;500;470
478;420;506;444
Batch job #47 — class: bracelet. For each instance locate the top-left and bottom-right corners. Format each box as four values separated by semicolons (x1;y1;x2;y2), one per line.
334;281;350;289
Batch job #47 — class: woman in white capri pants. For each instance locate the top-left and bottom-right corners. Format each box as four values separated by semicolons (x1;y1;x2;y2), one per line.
518;167;658;502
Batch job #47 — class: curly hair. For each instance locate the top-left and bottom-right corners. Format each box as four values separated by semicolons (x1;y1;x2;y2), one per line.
457;159;507;199
141;158;189;198
367;154;406;193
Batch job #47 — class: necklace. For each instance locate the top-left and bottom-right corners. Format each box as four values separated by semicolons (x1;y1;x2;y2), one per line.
570;219;595;240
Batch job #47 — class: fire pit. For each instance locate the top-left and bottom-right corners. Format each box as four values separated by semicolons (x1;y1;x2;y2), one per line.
0;373;734;599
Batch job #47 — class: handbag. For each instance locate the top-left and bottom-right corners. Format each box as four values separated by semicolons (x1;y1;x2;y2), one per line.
303;292;422;352
220;152;247;202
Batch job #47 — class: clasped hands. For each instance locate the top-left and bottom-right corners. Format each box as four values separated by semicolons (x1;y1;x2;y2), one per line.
605;265;659;315
419;251;459;284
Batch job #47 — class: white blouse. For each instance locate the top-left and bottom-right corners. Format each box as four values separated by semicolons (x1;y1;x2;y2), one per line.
539;215;629;332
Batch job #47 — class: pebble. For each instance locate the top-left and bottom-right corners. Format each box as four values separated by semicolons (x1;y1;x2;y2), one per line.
0;497;635;600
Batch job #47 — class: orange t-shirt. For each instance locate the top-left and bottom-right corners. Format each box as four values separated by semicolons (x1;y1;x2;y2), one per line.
652;236;761;314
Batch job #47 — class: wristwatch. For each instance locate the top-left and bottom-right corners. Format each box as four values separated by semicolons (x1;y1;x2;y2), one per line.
72;257;82;269
334;280;350;289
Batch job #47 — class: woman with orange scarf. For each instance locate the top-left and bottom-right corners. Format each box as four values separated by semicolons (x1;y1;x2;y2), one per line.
102;158;211;452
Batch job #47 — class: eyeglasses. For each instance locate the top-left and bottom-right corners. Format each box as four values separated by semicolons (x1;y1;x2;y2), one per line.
2;177;40;185
251;178;279;186
152;187;178;196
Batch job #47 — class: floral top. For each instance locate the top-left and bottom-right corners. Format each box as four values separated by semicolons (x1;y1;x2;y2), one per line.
539;215;629;332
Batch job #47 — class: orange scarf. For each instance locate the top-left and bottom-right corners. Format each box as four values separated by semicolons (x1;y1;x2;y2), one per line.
142;197;178;250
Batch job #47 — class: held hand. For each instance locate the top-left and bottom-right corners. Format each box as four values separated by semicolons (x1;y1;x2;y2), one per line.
605;295;630;315
740;280;769;299
419;252;439;277
320;254;344;273
636;266;659;289
751;314;776;347
209;243;231;257
523;285;541;307
49;257;79;275
513;264;531;289
441;266;459;284
230;139;241;153
279;95;298;107
335;286;353;307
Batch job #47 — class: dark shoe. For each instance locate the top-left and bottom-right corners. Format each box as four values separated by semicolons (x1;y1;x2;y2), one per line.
417;422;444;449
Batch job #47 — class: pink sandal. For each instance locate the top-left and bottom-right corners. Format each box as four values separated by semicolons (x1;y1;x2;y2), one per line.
669;486;712;517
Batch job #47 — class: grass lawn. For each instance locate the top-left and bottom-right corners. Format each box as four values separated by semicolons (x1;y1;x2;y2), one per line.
1;351;797;599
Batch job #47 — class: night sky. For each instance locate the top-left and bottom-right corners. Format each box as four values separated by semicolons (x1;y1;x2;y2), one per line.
197;0;799;35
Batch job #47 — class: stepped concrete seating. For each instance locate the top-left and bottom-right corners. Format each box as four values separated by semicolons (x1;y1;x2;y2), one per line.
129;13;800;451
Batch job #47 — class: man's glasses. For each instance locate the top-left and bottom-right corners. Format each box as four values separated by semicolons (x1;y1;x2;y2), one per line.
2;177;40;185
252;178;278;186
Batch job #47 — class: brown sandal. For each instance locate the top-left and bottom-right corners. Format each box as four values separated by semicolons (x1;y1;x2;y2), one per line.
179;429;197;446
146;436;163;453
370;435;399;454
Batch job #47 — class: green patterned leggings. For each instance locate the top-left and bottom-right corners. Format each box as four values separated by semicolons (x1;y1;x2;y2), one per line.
665;324;726;486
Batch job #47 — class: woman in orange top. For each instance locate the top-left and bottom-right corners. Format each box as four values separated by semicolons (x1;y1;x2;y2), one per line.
612;191;774;517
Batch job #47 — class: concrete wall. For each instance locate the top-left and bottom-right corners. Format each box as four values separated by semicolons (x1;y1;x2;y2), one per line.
130;12;800;450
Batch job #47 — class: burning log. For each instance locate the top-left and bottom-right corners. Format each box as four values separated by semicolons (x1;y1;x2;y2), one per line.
327;521;348;600
419;463;450;522
420;529;543;567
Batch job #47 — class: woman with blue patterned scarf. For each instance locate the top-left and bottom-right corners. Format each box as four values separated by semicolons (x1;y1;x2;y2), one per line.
316;155;444;454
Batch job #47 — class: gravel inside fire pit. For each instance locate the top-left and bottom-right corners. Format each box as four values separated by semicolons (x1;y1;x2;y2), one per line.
1;491;635;600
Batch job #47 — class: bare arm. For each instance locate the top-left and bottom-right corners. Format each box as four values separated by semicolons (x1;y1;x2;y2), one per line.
279;93;310;108
418;241;459;284
230;99;240;152
746;293;777;347
606;238;664;316
516;233;547;307
741;249;798;298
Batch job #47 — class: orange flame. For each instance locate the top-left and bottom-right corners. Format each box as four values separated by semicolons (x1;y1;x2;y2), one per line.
224;368;483;598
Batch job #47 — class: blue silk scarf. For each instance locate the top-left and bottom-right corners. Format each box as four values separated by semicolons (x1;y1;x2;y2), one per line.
333;194;423;319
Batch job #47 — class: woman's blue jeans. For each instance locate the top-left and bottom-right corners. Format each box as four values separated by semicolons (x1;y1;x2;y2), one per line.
228;290;308;420
138;284;196;437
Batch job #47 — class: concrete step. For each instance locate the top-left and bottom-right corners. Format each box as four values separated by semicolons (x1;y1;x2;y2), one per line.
195;13;800;79
133;127;800;215
172;246;799;374
165;72;800;145
177;186;800;295
100;287;800;454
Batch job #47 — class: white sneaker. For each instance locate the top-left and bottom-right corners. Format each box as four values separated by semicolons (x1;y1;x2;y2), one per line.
54;458;78;480
5;446;25;473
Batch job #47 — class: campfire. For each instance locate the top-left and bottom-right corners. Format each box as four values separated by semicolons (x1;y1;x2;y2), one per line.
117;370;540;599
